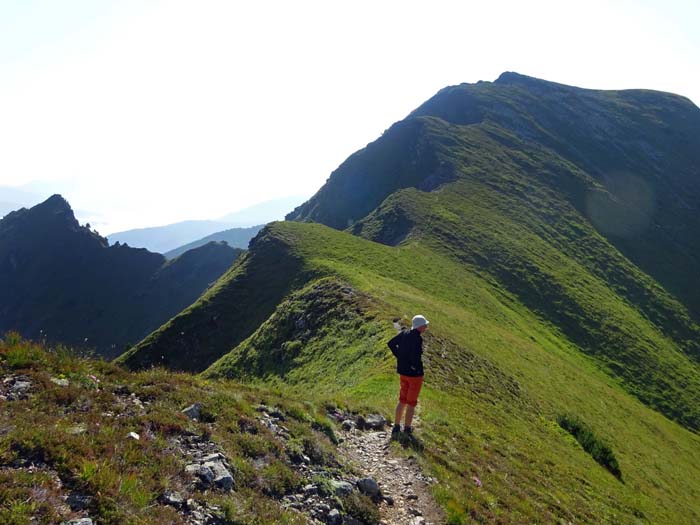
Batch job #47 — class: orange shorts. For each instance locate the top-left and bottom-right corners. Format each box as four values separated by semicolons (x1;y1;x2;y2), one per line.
399;375;424;407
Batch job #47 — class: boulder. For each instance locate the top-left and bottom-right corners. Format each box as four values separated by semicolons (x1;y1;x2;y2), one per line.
357;477;380;498
204;460;234;490
363;414;388;430
185;464;215;487
331;480;354;497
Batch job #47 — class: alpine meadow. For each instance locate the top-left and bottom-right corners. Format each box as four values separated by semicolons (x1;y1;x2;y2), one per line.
1;71;699;524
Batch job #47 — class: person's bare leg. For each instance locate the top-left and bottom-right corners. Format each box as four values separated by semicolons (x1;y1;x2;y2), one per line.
404;405;416;428
394;402;406;426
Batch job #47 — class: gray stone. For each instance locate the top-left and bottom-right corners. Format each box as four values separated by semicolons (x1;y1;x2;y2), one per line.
182;403;202;420
327;508;342;525
383;495;394;505
204;460;234;490
202;452;225;463
269;408;286;421
357;477;380;497
408;517;425;525
343;517;363;525
341;419;354;431
62;520;94;525
51;377;69;387
66;492;92;510
330;480;354;497
364;414;388;430
126;431;140;441
303;483;318;495
11;380;31;393
161;490;184;508
186;464;215;486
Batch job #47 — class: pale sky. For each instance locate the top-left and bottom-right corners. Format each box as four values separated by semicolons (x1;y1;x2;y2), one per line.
1;0;698;234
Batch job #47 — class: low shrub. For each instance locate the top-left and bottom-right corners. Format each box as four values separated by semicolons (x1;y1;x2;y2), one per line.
342;492;380;525
557;414;622;479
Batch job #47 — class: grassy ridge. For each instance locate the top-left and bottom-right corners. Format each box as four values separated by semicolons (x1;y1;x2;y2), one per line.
203;221;700;524
117;231;308;372
124;75;700;523
0;333;346;525
291;74;700;321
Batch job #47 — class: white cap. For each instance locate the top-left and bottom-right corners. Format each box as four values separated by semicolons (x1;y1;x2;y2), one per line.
412;315;429;329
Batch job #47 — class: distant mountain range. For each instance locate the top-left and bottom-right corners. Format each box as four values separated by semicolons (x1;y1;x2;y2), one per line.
217;196;307;224
107;196;306;253
107;219;241;254
164;225;264;259
0;195;242;357
0;185;44;218
121;73;700;523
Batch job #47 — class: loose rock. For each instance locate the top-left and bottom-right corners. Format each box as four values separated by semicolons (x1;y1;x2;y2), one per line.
66;492;92;511
161;490;185;508
182;403;202;420
331;480;354;497
357;477;381;498
204;460;234;490
327;508;342;525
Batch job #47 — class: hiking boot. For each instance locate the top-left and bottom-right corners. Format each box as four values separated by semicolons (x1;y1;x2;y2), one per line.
403;426;413;435
391;424;401;435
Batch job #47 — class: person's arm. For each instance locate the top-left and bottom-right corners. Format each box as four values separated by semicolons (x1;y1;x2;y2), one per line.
387;332;401;358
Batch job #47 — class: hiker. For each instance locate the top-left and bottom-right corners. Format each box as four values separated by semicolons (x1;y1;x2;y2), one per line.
388;314;429;435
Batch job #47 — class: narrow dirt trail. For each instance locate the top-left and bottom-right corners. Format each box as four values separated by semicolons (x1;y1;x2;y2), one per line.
338;417;446;525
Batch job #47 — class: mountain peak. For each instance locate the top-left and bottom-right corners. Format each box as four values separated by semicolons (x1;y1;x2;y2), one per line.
493;71;570;91
30;194;79;226
494;71;538;84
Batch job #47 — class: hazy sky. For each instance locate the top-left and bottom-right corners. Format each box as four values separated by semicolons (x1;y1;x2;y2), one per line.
1;0;698;234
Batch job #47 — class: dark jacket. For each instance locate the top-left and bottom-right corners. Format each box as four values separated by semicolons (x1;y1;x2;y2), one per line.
387;329;424;377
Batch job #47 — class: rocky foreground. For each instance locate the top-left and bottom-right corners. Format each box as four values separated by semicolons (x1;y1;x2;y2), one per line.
0;335;446;525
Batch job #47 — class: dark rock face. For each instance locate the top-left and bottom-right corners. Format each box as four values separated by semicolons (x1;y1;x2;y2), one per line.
0;195;241;357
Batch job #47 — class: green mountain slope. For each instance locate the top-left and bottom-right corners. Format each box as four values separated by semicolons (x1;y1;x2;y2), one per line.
124;74;700;523
132;221;700;523
118;229;306;371
288;72;700;320
0;196;242;357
